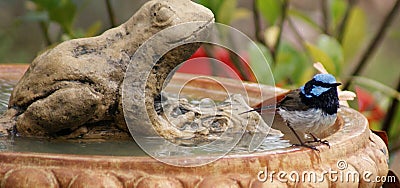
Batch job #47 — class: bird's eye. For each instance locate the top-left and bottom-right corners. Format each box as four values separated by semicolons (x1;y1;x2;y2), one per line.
303;82;313;93
313;81;339;88
151;3;175;27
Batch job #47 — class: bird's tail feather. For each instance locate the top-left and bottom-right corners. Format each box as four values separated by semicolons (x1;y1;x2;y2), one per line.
239;104;276;115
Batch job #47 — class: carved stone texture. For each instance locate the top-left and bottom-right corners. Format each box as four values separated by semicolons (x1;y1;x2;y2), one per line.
1;168;58;188
0;107;389;187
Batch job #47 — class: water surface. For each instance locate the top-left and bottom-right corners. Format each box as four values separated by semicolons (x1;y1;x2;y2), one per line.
0;79;290;157
0;79;14;113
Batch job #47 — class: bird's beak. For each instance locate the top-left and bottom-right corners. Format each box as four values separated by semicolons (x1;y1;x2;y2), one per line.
332;83;342;87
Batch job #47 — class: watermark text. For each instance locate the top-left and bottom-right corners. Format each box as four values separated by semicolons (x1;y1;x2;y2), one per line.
257;160;396;184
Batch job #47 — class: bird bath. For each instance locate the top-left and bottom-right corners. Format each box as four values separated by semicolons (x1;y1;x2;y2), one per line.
0;64;389;187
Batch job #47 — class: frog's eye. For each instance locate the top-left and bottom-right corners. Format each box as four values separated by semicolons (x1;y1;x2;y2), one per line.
151;3;176;27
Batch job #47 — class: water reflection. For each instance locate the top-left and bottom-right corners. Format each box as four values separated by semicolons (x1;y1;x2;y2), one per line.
0;79;14;113
0;134;290;157
0;137;146;156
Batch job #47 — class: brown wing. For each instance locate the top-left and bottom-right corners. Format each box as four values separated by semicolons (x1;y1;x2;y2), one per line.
251;90;290;113
248;89;311;114
253;90;289;109
277;89;311;111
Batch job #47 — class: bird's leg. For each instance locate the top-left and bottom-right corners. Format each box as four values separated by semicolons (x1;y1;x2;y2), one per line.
285;122;319;151
306;133;330;148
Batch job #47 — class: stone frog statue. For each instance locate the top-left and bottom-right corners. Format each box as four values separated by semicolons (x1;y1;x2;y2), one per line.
0;0;214;139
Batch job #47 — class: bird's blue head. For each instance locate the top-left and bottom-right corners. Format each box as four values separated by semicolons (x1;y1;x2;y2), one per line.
300;74;341;98
300;74;341;115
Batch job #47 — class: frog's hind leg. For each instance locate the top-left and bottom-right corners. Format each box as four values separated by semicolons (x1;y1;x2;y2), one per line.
16;86;102;137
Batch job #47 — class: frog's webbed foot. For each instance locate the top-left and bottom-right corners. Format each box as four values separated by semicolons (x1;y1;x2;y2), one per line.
16;86;102;137
0;109;18;136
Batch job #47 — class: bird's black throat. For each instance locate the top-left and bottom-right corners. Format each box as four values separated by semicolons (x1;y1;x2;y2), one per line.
300;87;339;115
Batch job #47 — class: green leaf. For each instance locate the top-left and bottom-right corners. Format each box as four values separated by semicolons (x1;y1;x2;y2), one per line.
316;34;344;73
330;0;347;29
232;8;251;21
31;0;77;36
342;7;366;60
305;42;337;75
31;0;59;10
72;28;85;38
196;0;224;14
23;11;49;22
353;76;400;100
248;42;274;85
197;0;245;25
217;0;237;24
0;33;14;62
300;66;316;85
257;0;282;25
389;110;400;140
85;21;102;37
274;42;309;86
288;9;322;32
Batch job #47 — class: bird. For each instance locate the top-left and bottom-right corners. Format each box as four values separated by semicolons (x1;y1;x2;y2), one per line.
240;73;341;151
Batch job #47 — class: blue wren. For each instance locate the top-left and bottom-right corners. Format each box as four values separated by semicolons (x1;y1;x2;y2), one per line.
241;74;341;151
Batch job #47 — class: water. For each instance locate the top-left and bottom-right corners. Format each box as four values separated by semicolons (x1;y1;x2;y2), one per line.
0;137;147;156
0;79;291;157
0;79;14;113
0;135;290;157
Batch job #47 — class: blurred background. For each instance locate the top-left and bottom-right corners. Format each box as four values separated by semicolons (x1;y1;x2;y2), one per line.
0;0;399;172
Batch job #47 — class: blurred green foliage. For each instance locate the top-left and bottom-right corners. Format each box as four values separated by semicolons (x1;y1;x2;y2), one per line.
198;0;365;85
341;7;366;60
25;0;102;42
257;0;282;25
30;0;77;35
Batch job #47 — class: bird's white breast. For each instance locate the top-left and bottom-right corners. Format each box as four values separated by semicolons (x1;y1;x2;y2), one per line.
278;108;337;134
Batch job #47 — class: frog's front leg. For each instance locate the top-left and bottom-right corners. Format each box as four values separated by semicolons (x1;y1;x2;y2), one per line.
16;86;102;137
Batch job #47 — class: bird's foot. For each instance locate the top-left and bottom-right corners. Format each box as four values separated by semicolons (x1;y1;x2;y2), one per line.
292;143;319;152
305;139;330;148
306;133;330;148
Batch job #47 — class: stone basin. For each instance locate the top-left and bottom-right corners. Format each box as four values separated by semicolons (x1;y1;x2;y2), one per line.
0;65;389;187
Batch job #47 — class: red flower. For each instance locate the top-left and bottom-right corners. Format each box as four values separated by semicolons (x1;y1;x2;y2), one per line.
355;86;385;123
177;46;256;82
